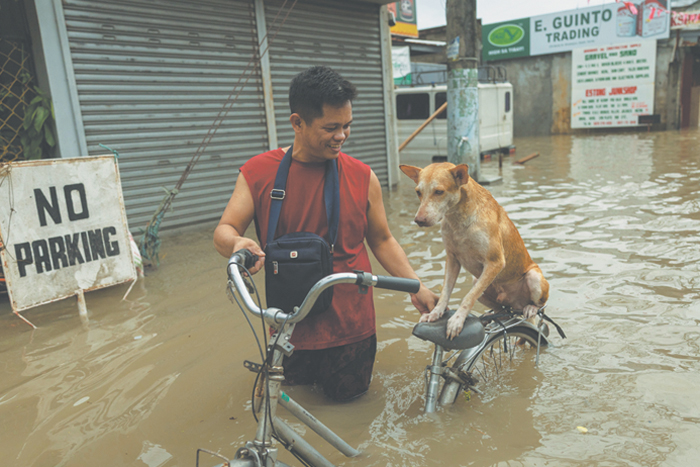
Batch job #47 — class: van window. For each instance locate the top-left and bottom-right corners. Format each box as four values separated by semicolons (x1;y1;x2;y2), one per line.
397;93;430;120
436;92;447;119
505;91;511;113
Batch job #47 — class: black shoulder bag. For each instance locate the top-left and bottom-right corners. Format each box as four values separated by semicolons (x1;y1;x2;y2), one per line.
264;146;340;316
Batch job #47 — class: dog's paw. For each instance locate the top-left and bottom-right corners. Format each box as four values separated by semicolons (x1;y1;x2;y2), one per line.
523;305;538;320
446;313;466;340
420;308;444;323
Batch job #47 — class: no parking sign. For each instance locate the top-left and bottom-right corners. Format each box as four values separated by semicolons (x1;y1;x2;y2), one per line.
0;156;136;319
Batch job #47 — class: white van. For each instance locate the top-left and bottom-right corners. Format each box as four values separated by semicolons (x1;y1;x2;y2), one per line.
395;83;513;162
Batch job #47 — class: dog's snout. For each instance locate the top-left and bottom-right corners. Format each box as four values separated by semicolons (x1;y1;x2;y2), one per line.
414;217;429;227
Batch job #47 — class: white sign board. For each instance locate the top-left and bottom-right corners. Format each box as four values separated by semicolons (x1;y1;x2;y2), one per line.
530;0;670;56
0;156;136;311
392;46;412;85
571;40;657;128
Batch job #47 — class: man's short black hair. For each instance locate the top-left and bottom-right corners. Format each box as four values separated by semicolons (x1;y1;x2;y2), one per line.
289;66;357;123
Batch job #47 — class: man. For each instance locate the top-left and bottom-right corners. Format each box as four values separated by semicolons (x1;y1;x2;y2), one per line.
214;66;436;401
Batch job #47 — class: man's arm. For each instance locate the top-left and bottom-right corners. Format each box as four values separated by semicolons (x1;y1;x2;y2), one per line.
365;170;438;314
213;172;265;274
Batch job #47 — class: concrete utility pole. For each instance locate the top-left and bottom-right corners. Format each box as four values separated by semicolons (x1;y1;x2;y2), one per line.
446;0;480;181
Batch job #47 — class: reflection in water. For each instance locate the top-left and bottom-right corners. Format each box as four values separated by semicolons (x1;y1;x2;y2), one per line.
568;133;654;183
1;296;178;465
138;441;174;467
1;129;700;466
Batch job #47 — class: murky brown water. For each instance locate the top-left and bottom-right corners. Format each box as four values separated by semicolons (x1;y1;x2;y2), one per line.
2;129;700;467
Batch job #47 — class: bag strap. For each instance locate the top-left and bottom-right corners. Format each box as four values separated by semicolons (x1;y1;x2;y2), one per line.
267;145;340;249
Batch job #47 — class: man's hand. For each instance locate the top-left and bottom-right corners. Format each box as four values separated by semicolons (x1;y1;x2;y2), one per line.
232;238;265;275
411;284;439;315
215;171;266;275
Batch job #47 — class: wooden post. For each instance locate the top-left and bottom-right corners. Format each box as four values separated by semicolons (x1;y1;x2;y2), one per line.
76;289;89;325
398;102;447;152
514;152;540;165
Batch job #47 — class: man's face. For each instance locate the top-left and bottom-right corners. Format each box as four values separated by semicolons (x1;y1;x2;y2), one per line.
292;102;352;163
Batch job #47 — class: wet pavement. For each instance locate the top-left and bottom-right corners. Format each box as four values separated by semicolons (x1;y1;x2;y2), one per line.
1;129;700;467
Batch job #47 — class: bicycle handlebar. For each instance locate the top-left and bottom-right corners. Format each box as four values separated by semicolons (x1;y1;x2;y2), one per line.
227;249;420;325
374;274;421;293
233;247;258;270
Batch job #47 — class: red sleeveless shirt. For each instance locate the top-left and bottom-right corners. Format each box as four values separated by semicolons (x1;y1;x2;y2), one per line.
241;148;375;350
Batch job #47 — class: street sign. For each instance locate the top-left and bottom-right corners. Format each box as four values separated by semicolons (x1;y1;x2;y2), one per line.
0;156;136;317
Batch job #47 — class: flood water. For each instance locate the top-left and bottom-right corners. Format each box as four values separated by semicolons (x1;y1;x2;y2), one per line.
2;129;700;467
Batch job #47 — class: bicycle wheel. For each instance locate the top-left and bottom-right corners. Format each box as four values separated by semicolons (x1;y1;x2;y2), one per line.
463;325;546;401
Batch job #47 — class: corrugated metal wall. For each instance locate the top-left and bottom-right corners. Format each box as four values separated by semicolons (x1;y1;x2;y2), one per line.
264;0;389;186
62;0;269;232
61;0;388;232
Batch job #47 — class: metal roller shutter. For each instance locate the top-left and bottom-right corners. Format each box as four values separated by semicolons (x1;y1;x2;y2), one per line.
62;0;269;232
264;0;389;186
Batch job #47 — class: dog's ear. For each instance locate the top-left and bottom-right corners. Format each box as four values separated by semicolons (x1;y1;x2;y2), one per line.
450;164;470;186
399;165;422;184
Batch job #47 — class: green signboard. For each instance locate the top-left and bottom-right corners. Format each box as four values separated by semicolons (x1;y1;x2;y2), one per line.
482;3;670;62
482;18;530;61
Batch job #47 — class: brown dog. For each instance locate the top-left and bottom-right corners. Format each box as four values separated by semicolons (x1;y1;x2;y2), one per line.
400;163;549;339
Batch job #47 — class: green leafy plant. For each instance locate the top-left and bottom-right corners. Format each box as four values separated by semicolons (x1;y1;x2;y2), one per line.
20;86;56;160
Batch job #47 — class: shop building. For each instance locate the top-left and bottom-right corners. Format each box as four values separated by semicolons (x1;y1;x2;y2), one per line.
397;1;700;136
1;0;399;232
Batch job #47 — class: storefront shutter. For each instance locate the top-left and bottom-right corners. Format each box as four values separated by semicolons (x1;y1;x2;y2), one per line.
264;0;389;186
62;0;269;231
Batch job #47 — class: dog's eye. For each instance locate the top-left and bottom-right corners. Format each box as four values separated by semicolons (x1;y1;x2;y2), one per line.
434;190;444;195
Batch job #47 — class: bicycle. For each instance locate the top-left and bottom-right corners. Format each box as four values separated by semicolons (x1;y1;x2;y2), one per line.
411;306;565;413
197;249;422;467
198;249;565;466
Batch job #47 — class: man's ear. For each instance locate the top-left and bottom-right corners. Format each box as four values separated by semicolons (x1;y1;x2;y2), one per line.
450;164;470;186
399;165;422;184
290;113;304;133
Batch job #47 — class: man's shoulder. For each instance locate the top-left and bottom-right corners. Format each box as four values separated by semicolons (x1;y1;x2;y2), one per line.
246;148;284;165
242;148;284;176
338;152;371;174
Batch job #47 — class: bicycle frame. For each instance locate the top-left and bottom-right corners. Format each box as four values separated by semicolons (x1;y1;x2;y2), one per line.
423;314;548;413
198;251;419;467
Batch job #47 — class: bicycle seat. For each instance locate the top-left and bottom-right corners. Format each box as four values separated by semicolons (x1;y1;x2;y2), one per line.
412;309;485;350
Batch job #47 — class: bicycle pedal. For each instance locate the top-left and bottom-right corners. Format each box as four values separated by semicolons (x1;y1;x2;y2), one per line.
244;360;263;373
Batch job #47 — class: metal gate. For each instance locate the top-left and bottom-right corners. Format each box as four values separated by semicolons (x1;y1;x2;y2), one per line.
62;0;269;231
264;0;389;186
60;0;390;233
